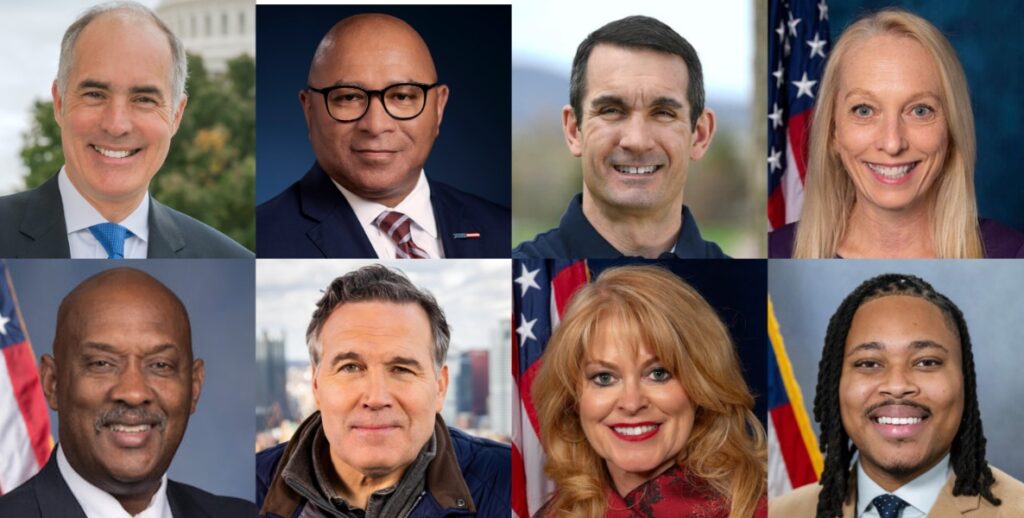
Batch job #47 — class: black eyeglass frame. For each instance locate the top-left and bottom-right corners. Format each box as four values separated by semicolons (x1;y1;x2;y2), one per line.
305;82;441;122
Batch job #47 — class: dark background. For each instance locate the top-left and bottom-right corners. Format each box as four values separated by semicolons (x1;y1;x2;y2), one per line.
255;5;511;209
830;0;1024;233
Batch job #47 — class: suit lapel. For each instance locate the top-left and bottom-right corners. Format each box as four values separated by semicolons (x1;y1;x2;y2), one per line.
930;474;979;516
298;164;376;258
17;175;71;258
34;452;88;518
430;181;479;259
147;198;186;257
166;480;212;518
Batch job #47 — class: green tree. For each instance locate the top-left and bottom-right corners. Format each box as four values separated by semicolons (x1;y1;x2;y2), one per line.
19;52;255;251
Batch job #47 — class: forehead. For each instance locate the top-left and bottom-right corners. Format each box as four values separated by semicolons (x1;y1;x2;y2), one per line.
837;34;942;99
70;13;173;87
321;301;433;358
311;20;435;86
585;316;658;364
63;284;189;355
583;44;690;103
845;295;960;355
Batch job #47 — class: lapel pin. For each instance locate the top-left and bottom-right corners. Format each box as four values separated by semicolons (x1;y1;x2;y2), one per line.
452;232;481;240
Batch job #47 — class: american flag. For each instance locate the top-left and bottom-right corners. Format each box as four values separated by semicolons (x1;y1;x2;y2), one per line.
511;259;589;518
768;0;831;230
767;297;822;496
0;262;52;495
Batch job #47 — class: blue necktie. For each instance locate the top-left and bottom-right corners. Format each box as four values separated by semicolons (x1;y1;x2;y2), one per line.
89;223;133;259
872;494;909;518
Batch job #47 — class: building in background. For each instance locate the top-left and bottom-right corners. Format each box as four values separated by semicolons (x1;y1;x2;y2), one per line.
255;331;291;432
489;318;512;436
157;0;255;74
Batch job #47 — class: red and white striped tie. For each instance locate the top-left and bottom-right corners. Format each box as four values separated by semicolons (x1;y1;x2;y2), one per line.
373;210;430;259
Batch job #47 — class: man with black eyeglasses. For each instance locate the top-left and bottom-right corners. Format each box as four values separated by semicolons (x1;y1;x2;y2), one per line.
256;13;509;258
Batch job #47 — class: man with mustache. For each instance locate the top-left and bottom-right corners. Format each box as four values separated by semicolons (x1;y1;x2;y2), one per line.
256;12;509;258
770;274;1024;517
256;265;510;517
513;15;725;259
0;267;255;517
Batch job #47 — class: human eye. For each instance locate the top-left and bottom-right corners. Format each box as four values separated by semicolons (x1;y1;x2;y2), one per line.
647;367;672;382
85;357;117;372
915;357;944;369
387;86;421;104
851;104;874;118
134;95;159;106
338;363;363;374
908;104;935;119
852;358;881;370
589;371;617;387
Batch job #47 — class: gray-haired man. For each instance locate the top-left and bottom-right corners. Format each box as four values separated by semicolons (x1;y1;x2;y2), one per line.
0;1;251;258
256;265;510;517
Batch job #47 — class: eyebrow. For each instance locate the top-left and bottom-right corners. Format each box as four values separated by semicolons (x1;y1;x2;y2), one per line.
583;357;661;370
843;88;940;101
845;340;949;357
80;342;179;356
76;79;165;98
327;351;425;371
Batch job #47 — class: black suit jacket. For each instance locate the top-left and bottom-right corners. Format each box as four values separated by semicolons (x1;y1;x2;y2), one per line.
0;174;253;258
256;163;510;258
0;451;256;518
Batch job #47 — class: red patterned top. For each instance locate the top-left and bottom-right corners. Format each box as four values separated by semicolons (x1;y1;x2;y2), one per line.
604;465;767;518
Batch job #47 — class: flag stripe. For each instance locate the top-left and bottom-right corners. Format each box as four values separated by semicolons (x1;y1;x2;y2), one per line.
5;343;52;469
0;351;38;494
768;298;823;476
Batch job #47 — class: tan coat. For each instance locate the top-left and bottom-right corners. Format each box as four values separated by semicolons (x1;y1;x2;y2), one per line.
769;467;1024;518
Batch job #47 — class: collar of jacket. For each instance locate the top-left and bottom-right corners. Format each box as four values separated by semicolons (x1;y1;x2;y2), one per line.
260;411;476;517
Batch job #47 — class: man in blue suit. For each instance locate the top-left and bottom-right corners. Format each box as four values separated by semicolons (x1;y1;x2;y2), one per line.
257;13;509;258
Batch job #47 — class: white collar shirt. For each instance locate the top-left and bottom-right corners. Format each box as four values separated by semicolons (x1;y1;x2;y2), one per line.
332;170;443;258
856;453;951;518
58;167;149;259
57;445;172;518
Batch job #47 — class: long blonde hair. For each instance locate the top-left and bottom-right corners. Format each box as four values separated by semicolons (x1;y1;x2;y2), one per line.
793;8;983;258
533;265;765;517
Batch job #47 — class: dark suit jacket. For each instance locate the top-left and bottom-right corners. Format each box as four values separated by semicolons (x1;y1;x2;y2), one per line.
256;163;510;258
0;451;256;518
0;174;253;258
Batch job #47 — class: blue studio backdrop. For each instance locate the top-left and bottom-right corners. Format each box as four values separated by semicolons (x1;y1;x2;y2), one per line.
830;0;1024;232
255;5;511;209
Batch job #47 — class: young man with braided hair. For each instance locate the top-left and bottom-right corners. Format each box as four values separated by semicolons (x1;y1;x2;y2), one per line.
770;273;1024;518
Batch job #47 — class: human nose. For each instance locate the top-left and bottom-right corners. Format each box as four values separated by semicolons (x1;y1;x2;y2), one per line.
355;93;397;135
878;365;919;399
875;114;908;155
110;361;153;407
360;369;395;410
618;113;656;153
99;97;133;137
616;378;650;414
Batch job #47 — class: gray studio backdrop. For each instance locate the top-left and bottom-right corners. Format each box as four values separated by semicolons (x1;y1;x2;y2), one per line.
770;260;1024;481
6;259;255;502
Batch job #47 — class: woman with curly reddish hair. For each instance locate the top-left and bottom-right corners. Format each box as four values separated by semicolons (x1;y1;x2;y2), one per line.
533;265;766;517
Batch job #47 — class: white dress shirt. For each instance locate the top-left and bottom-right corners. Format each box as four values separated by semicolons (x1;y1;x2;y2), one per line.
58;167;149;259
856;454;951;518
57;445;172;518
332;170;444;258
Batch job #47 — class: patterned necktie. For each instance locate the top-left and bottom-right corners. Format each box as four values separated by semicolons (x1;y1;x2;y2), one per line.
871;494;909;518
88;223;133;259
373;210;429;259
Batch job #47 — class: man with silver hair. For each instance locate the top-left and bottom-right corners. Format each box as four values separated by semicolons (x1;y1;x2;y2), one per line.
256;264;510;517
0;1;251;259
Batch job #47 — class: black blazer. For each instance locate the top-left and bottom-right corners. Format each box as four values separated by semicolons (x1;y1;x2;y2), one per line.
0;174;253;258
0;451;256;517
256;163;510;258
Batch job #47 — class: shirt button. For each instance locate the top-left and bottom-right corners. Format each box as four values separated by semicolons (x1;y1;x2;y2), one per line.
456;498;466;507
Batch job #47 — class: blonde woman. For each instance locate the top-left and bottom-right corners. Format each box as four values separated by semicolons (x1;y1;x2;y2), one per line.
532;265;766;517
769;8;1024;258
